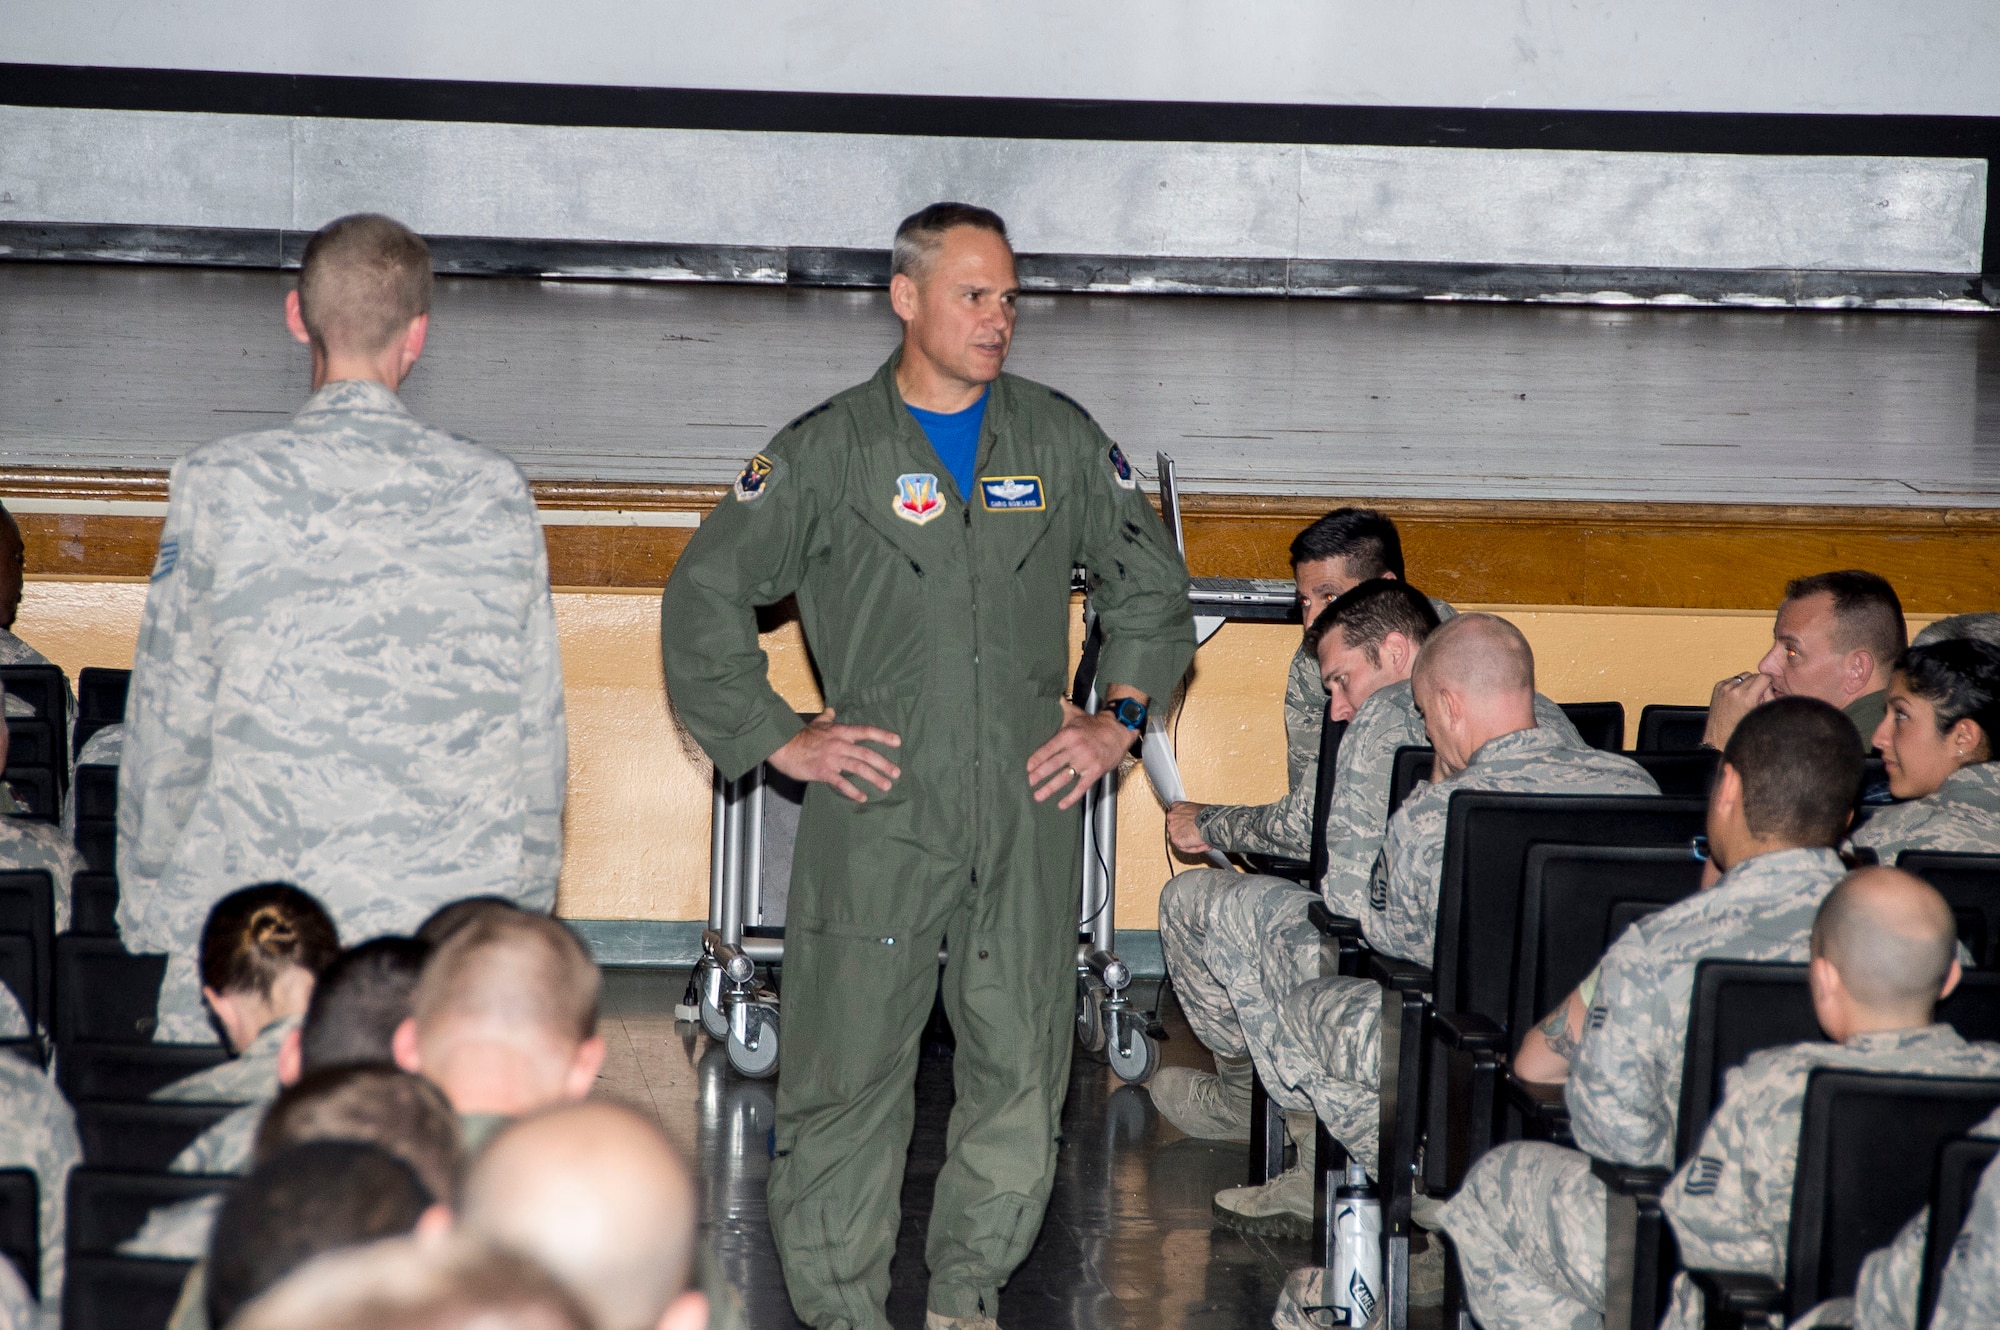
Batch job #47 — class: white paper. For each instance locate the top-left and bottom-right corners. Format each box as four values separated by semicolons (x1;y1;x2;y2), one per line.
1141;718;1233;870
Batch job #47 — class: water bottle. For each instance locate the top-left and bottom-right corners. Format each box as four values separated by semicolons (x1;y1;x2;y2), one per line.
1331;1162;1383;1326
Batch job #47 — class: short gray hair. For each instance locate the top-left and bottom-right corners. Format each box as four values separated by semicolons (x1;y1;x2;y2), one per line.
891;202;1009;281
1914;612;2000;651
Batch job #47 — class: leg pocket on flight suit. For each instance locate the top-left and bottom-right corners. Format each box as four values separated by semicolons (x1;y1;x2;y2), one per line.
783;918;937;1099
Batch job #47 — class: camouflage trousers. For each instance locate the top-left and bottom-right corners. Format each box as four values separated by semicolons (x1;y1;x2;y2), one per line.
1438;1141;1605;1330
1157;869;1320;1113
1278;976;1382;1178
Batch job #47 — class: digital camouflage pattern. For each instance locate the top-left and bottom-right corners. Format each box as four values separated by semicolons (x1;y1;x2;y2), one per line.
0;796;85;1010
119;1192;225;1261
1438;846;1848;1330
1157;870;1317;1112
1657;1026;2000;1330
1852;761;2000;863
170;1100;264;1177
1194;647;1326;860
0;1051;82;1305
118;380;567;1043
1569;846;1849;1168
75;724;123;767
0;1252;31;1330
1277;975;1383;1177
1363;724;1657;963
152;1014;297;1105
1328;684;1583;921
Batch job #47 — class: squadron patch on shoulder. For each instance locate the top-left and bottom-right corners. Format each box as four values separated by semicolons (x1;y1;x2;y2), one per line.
892;472;946;525
1106;443;1137;490
150;538;179;581
979;476;1045;511
734;454;775;502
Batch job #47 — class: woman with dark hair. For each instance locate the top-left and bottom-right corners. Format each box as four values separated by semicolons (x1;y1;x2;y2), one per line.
1854;639;2000;863
152;883;341;1107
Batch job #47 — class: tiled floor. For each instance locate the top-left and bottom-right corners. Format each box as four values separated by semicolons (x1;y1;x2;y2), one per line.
593;969;1312;1329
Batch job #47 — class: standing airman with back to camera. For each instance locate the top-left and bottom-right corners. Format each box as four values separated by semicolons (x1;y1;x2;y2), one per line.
661;202;1194;1330
119;214;568;1042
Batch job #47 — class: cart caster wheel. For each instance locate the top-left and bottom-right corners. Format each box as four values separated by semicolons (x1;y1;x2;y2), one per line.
727;1004;781;1079
699;979;729;1042
1107;1025;1159;1084
1076;981;1107;1054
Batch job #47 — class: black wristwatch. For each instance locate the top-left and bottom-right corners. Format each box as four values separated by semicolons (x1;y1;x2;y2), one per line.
1107;697;1148;732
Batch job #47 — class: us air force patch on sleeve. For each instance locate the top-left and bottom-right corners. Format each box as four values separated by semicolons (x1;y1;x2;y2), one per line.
150;538;179;581
734;454;775;502
892;473;946;525
980;476;1045;511
1106;443;1137;490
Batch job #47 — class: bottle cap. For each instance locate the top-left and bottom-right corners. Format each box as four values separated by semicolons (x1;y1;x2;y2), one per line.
1345;1161;1368;1186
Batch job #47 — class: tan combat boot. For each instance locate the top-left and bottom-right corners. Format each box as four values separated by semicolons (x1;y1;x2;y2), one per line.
926;1313;1000;1330
1147;1053;1255;1142
1211;1109;1316;1238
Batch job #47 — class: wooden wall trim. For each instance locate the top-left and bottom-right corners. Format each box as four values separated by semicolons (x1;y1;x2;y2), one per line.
4;468;1994;611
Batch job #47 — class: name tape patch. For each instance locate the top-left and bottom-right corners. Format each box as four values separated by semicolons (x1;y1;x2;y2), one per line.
980;475;1045;511
892;472;947;525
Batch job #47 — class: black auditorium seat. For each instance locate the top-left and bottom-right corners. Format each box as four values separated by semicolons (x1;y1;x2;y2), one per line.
75;1100;238;1170
58;1043;230;1103
1630;748;1721;800
70;872;120;938
73;667;130;758
1558;701;1627;753
1690;1072;2000;1329
0;869;54;1031
0;1168;35;1299
53;937;166;1046
2;768;57;822
71;762;119;874
1897;852;2000;968
1918;1134;2000;1330
1386;745;1433;817
64;1168;234;1330
1637;704;1710;752
1;662;70;812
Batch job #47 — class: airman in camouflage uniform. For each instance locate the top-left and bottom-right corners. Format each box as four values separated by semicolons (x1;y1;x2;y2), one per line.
119;378;568;1043
1275;724;1656;1182
1660;1027;2000;1330
154;1013;299;1107
0;784;86;1036
1438;846;1848;1330
0;1250;32;1330
1192;646;1328;859
0;1049;82;1306
1853;761;2000;863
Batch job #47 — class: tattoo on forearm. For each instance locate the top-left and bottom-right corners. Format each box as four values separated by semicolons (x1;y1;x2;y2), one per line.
1541;1004;1581;1062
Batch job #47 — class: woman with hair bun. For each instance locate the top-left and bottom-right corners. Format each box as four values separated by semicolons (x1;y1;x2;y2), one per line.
152;883;340;1107
1855;639;2000;863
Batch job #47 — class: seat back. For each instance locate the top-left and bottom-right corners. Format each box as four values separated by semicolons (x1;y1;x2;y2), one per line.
1386;746;1434;818
2;766;57;822
1558;702;1627;753
1305;719;1350;892
58;1043;232;1103
0;664;69;813
1427;793;1707;1190
73;668;130;758
1630;749;1721;801
0;937;36;1045
0;1168;36;1298
64;1166;231;1330
1511;845;1705;1052
1676;962;1823;1164
1936;971;2000;1042
1897;852;2000;969
0;870;53;1031
70;872;120;937
1918;1135;2000;1330
1784;1071;2000;1320
54;937;166;1045
72;763;119;873
1637;704;1710;752
75;1100;238;1170
0;666;67;730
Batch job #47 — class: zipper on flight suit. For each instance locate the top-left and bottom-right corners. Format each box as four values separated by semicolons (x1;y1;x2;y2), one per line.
961;496;981;890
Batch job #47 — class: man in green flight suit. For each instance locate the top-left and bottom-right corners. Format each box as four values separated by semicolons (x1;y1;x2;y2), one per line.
660;203;1195;1330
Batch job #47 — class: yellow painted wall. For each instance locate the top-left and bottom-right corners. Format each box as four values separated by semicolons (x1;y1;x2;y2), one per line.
14;577;1936;930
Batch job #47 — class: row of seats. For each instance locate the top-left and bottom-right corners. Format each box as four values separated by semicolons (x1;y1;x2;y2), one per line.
0;664;126;824
1237;691;2000;1330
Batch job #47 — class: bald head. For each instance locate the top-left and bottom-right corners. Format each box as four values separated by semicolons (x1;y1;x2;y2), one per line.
398;913;604;1115
1812;867;1959;1024
460;1102;699;1330
1413;614;1536;698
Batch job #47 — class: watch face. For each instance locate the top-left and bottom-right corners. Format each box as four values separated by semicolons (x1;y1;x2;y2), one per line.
1112;698;1147;729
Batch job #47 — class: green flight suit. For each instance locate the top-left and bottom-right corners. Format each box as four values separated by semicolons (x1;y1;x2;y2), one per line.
661;351;1193;1328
